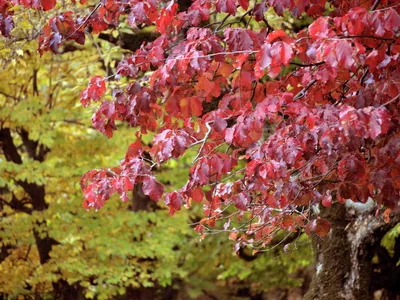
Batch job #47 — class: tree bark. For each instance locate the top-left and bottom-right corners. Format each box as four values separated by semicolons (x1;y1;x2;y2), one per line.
305;202;400;300
131;183;159;212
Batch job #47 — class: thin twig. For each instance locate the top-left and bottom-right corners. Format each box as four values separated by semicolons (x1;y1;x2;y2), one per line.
67;3;102;38
371;0;380;11
380;93;400;107
215;14;231;32
293;79;317;101
192;122;213;164
336;35;395;41
86;31;109;74
290;61;325;67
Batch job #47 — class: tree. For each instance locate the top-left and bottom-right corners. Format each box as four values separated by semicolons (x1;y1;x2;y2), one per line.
2;0;400;298
0;15;313;299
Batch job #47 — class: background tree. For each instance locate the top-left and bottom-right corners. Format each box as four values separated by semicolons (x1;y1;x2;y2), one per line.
2;0;400;299
0;23;192;298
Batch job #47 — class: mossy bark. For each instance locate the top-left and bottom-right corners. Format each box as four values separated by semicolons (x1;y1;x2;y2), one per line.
304;203;390;300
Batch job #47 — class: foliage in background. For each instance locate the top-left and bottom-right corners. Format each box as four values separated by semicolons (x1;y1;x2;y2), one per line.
0;30;192;298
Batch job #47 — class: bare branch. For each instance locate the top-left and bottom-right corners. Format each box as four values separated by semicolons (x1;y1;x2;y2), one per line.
294;79;317;101
371;0;380;11
381;93;400;107
191;122;213;164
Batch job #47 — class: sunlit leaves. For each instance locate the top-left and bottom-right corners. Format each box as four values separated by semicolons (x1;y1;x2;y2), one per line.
309;17;331;40
255;39;293;78
150;129;192;163
80;76;107;107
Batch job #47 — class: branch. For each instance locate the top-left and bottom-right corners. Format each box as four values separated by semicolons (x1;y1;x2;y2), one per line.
18;128;49;162
215;13;231;32
98;31;159;52
23;244;32;261
18;128;38;160
0;128;22;164
380;93;400;107
218;9;253;30
371;0;380;11
0;90;18;100
67;3;102;39
0;195;33;214
191;122;213;164
338;35;395;41
262;17;274;33
293;79;317;101
290;61;325;67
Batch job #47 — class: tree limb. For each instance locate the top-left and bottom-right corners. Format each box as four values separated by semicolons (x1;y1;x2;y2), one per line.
0;128;22;164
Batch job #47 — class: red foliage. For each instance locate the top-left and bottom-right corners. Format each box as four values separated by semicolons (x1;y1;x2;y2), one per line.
3;0;400;247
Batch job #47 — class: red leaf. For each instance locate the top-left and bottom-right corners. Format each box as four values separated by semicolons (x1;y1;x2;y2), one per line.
309;17;330;39
237;0;249;10
253;0;266;21
142;176;164;201
180;97;203;117
197;76;214;93
150;129;191;163
156;3;178;34
80;76;107;107
215;0;237;15
255;41;292;78
321;193;332;208
383;208;391;224
390;165;400;189
338;155;368;184
233;192;249;210
229;231;238;240
335;40;355;69
188;187;204;202
270;42;293;66
384;9;400;35
224;28;253;51
306;218;330;237
165;191;184;215
42;0;56;11
368;107;391;139
255;42;271;78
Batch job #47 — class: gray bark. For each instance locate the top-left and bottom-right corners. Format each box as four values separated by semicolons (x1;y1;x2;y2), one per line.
305;202;399;300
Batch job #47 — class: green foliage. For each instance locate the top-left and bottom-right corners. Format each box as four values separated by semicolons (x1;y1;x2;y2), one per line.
381;223;400;260
0;35;193;298
180;232;312;298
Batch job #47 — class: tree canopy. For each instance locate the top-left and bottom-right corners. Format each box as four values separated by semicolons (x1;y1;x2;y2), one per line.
0;10;312;298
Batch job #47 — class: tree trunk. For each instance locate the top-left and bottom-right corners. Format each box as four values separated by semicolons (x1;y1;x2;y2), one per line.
305;201;399;300
131;183;159;212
